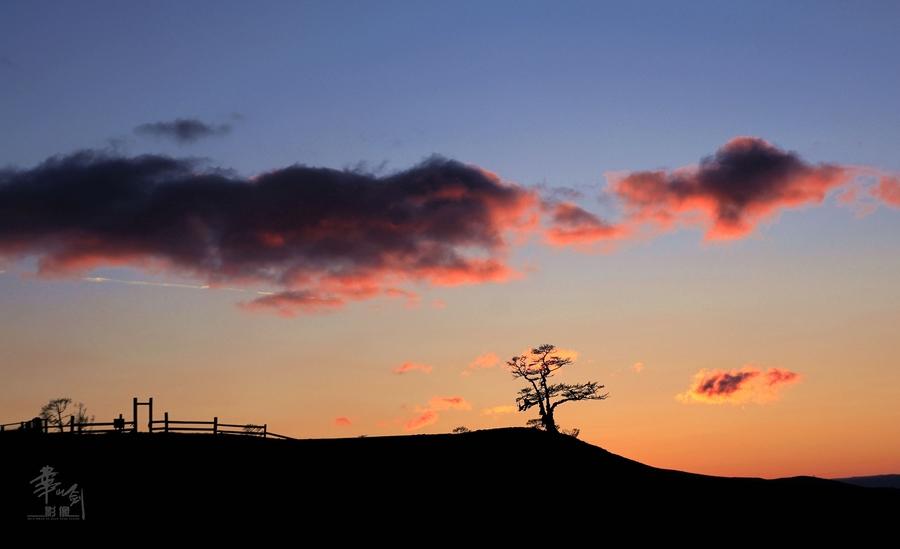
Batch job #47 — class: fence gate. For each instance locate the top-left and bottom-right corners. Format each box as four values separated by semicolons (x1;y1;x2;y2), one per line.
132;397;153;433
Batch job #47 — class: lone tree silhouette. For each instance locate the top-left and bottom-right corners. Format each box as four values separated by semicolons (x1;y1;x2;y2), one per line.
39;398;93;432
508;344;608;435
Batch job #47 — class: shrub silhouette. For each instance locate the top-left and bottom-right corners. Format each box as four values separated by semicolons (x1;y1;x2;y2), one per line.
39;398;93;432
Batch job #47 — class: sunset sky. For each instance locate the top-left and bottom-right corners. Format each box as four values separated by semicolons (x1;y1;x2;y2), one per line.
2;1;899;479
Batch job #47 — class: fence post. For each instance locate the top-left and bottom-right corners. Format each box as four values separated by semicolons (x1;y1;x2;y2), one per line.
132;397;138;433
164;412;169;433
148;397;154;433
44;418;49;433
213;416;218;435
69;416;74;433
263;424;267;438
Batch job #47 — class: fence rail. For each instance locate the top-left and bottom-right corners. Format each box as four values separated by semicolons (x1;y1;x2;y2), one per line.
1;409;292;440
145;413;273;437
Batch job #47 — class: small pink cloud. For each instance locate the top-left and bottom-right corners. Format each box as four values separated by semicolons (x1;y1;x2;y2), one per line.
632;362;645;374
427;396;472;411
677;365;801;405
505;347;581;376
239;290;345;317
404;410;438;431
384;287;421;308
403;395;472;431
836;182;879;218
543;201;625;247
462;352;501;376
481;405;516;416
470;352;500;369
334;416;352;427
765;368;799;386
872;176;900;207
392;361;434;375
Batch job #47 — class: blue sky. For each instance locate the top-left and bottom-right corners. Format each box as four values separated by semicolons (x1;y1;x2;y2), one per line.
3;0;899;183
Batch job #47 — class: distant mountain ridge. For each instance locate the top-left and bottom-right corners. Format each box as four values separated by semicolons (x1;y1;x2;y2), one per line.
837;474;900;489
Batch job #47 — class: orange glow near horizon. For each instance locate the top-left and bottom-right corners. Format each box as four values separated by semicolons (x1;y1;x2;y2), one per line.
2;248;899;480
2;137;899;481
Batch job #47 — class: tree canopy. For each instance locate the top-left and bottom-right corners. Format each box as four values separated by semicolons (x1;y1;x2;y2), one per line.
508;344;608;434
39;398;93;432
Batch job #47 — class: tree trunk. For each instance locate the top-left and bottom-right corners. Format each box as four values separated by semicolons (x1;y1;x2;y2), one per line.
542;411;559;434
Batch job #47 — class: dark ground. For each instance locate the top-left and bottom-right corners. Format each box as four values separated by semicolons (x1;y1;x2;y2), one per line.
1;427;897;527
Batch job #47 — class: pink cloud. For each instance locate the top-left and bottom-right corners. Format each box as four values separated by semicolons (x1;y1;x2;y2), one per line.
514;346;580;367
677;365;801;405
765;368;799;386
238;290;345;317
481;405;517;416
872;176;900;207
612;137;850;240
632;362;645;374
384;287;421;308
546;137;900;248
543;202;625;246
334;416;352;427
462;352;501;376
403;395;472;431
470;352;500;369
404;410;438;431
392;362;434;375
427;396;472;411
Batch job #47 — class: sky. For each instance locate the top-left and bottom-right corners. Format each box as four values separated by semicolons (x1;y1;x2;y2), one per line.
2;1;899;478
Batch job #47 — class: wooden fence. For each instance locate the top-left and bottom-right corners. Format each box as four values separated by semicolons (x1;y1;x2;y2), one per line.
1;416;292;439
149;413;292;439
1;417;133;434
0;396;293;440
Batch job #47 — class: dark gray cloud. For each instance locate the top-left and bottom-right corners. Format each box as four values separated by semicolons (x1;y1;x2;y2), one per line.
532;182;584;202
134;118;232;144
0;151;535;315
697;371;757;396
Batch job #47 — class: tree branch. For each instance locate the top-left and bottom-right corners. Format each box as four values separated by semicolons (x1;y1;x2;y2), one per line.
548;382;608;411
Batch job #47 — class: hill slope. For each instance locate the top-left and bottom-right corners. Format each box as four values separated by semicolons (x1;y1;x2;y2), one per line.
837;474;900;489
1;428;896;524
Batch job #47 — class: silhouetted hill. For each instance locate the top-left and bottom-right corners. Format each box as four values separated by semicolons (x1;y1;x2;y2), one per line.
837;474;900;489
1;428;897;526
